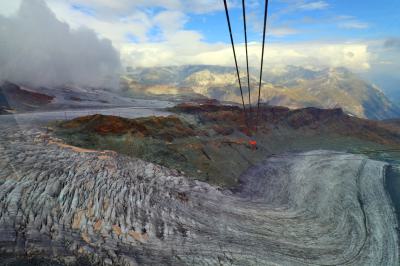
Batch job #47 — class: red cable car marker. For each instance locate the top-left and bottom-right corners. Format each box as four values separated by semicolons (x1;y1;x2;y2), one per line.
249;140;257;150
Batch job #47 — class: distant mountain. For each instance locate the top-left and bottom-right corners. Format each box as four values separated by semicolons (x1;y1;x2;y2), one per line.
2;65;398;120
123;65;400;120
126;65;233;86
260;66;400;120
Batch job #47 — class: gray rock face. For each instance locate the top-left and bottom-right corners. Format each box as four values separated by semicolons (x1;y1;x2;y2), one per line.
0;127;398;265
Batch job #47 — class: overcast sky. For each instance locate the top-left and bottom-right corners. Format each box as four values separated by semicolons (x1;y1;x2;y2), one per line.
0;0;399;92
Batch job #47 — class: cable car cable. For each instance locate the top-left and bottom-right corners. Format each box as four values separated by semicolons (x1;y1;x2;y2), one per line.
256;0;269;130
223;0;247;118
242;0;252;118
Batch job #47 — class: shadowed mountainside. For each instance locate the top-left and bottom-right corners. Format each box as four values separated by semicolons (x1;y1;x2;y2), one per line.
0;82;54;113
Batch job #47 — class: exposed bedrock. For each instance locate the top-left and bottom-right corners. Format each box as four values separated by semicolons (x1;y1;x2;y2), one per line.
0;128;398;265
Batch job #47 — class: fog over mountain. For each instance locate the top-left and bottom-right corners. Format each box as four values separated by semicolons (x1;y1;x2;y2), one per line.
0;0;121;89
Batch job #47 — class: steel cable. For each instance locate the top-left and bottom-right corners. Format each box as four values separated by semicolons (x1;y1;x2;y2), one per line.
242;0;252;117
223;0;247;116
256;0;270;130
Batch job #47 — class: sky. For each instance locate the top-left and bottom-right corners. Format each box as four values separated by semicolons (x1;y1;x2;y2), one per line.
0;0;399;93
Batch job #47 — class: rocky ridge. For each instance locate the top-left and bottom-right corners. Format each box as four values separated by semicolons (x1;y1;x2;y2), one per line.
54;103;400;187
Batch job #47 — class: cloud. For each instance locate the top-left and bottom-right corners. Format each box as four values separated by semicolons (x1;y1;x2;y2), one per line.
297;1;329;10
0;1;21;16
43;1;152;46
58;0;230;15
0;0;225;16
36;1;194;48
269;27;300;37
0;0;121;88
360;39;400;98
0;0;395;95
384;38;400;49
338;21;369;29
154;10;187;36
122;39;371;73
276;0;329;14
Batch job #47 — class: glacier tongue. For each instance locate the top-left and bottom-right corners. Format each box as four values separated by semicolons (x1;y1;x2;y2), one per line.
0;128;398;265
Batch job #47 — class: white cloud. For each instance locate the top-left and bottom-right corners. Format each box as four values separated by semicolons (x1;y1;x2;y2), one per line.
338;21;369;29
29;1;198;49
47;1;153;45
154;10;187;36
269;27;300;37
298;1;329;10
0;0;392;88
274;0;329;15
0;0;21;16
122;39;371;73
58;0;228;15
0;0;121;88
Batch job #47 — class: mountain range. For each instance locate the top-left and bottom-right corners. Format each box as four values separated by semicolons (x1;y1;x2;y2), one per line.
1;64;399;120
122;65;400;120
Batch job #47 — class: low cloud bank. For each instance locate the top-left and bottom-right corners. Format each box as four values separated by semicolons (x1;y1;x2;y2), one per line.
0;0;121;88
122;40;371;73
